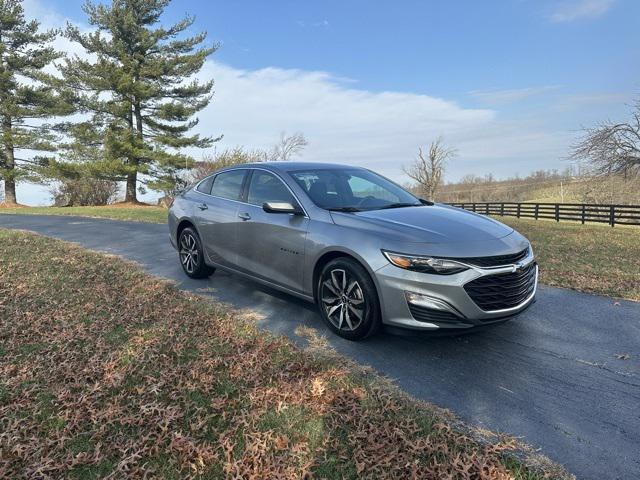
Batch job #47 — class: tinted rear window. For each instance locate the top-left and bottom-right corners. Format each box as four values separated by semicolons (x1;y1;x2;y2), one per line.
210;170;246;201
195;176;214;194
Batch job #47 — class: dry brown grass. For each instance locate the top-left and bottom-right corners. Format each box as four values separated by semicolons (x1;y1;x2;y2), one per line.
497;217;640;301
109;200;156;207
0;230;571;479
0;202;27;208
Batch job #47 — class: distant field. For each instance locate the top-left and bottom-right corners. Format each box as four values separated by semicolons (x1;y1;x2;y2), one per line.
439;175;640;206
0;204;167;223
496;217;639;301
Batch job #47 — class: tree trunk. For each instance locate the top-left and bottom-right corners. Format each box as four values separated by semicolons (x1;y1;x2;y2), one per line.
125;172;137;203
124;102;145;204
2;116;17;204
3;178;16;204
124;106;138;203
134;102;143;142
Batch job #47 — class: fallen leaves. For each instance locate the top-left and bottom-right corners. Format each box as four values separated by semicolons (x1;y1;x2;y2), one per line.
0;230;570;479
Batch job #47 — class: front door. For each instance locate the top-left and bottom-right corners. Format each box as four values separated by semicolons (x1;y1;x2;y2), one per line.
235;170;309;293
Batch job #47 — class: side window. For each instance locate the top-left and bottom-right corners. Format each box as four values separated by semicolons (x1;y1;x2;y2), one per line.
195;176;214;194
247;171;296;206
210;170;246;201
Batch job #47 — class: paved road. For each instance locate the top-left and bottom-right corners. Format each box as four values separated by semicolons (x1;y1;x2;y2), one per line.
2;214;639;479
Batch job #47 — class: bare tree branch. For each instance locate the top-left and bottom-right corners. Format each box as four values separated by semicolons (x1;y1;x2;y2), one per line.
403;137;456;201
570;100;640;177
269;131;308;161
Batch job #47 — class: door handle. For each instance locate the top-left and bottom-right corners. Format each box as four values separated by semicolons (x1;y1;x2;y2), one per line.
238;212;251;221
198;203;208;211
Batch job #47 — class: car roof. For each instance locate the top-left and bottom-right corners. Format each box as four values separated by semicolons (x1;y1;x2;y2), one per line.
222;162;361;173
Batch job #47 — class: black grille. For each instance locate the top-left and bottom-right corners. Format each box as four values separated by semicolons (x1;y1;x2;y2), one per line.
449;248;529;268
408;304;463;325
464;261;537;311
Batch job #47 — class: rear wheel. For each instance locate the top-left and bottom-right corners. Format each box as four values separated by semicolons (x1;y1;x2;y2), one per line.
178;227;215;279
317;257;381;340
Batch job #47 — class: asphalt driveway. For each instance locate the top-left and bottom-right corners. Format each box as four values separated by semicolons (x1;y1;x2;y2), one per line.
2;214;639;480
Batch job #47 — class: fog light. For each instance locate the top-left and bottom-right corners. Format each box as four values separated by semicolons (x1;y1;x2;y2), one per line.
404;291;453;311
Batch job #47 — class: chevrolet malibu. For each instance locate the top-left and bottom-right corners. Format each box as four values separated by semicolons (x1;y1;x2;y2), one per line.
169;163;537;340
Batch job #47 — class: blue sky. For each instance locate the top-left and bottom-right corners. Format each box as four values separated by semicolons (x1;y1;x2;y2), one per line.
45;0;639;96
16;0;640;204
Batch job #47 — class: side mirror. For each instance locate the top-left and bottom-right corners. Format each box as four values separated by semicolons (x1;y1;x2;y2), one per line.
262;201;304;215
419;198;434;205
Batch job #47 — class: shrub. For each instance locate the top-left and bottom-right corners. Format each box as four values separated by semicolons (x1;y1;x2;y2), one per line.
50;177;119;206
191;147;268;182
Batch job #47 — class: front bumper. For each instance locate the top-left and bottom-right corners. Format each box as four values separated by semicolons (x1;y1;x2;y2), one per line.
373;252;538;331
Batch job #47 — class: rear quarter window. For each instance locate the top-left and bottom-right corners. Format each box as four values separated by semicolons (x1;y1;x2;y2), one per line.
195;176;214;194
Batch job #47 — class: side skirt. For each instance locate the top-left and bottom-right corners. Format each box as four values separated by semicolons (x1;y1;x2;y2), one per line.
206;260;316;304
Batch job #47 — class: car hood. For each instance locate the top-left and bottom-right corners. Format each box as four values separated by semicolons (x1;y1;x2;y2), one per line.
331;204;514;244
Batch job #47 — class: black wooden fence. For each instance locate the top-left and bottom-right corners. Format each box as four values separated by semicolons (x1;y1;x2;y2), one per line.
447;202;640;227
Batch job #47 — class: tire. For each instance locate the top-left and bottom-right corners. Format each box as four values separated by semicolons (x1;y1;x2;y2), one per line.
178;227;215;279
317;257;381;340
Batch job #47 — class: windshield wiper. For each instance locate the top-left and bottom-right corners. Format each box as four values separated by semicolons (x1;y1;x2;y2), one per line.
327;206;362;212
377;202;422;210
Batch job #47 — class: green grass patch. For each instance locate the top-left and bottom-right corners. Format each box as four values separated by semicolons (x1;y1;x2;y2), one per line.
105;325;129;345
66;433;95;455
18;342;47;356
35;391;67;433
0;384;10;404
69;459;116;480
258;404;325;451
0;204;167;223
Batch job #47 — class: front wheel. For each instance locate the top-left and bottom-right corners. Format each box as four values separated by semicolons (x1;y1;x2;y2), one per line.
178;227;215;279
317;257;381;340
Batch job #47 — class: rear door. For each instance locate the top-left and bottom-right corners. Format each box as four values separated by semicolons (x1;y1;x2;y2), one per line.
193;169;248;268
235;169;309;292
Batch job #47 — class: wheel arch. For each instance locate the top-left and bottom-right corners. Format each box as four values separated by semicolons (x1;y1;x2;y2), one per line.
175;218;206;257
177;218;197;240
311;249;383;306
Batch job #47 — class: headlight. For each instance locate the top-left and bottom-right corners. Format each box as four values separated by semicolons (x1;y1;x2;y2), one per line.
382;250;469;275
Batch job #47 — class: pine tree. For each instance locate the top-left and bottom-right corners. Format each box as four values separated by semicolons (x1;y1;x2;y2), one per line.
0;0;70;205
60;0;218;203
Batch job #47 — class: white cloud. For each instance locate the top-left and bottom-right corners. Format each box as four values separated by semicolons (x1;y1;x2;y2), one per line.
194;62;495;171
469;86;561;105
189;62;577;184
550;0;616;22
23;0;66;27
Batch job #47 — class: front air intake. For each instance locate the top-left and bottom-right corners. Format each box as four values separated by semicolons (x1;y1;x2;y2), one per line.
464;262;537;311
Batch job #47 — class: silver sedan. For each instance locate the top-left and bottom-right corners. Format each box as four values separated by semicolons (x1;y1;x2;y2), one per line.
169;162;537;340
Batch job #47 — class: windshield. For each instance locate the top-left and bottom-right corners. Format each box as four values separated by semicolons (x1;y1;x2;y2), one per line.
290;168;422;211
